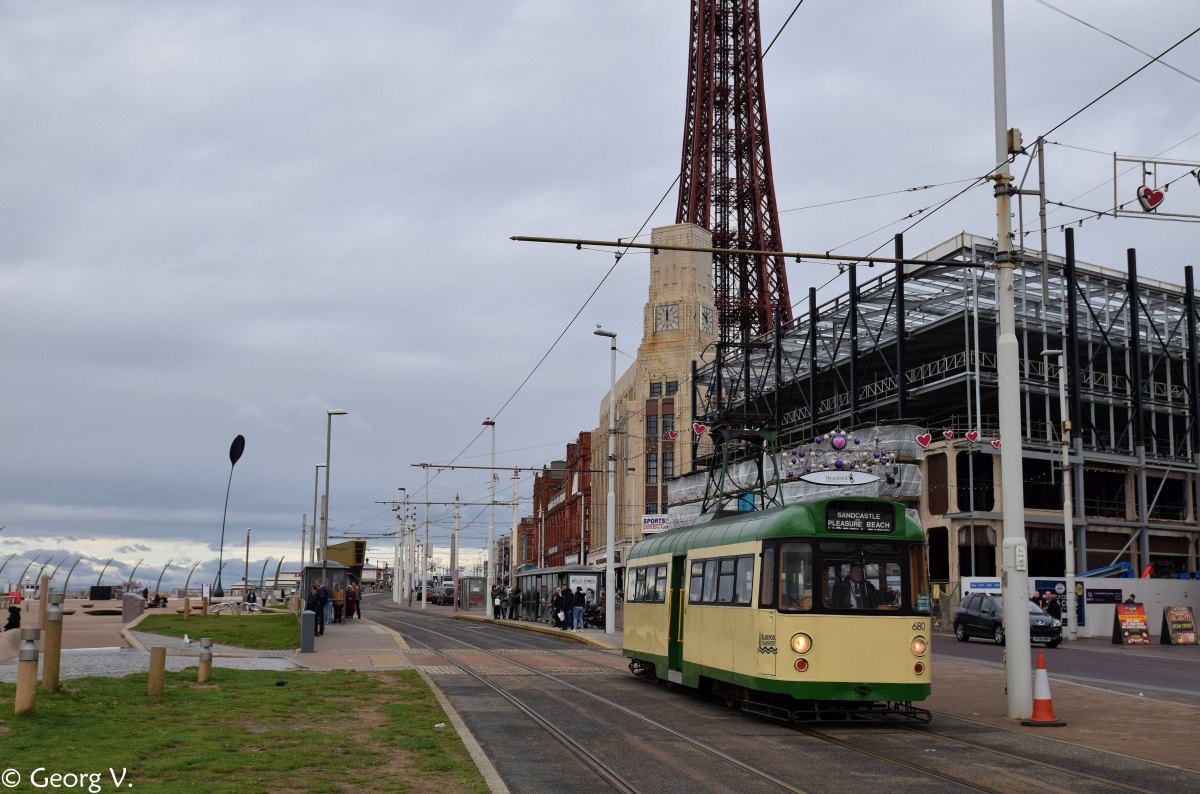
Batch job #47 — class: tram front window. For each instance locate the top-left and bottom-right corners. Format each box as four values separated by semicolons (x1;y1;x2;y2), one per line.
822;560;902;610
778;542;813;611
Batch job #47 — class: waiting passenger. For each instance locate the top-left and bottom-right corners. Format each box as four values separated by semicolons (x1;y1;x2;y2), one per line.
830;563;882;609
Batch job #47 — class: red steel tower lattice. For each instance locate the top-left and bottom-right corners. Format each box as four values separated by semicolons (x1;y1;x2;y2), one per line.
676;0;792;343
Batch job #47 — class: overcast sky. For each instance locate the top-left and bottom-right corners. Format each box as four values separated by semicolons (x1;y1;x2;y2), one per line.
3;1;1199;590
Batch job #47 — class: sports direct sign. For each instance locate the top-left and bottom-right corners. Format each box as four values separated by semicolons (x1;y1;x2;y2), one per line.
641;515;669;535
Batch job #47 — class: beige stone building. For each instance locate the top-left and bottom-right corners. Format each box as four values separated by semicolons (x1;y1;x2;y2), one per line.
588;222;716;580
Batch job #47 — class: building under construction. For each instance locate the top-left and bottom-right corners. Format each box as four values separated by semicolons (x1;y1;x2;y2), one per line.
681;231;1200;591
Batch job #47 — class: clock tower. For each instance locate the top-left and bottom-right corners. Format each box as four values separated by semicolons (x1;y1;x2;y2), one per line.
591;223;716;567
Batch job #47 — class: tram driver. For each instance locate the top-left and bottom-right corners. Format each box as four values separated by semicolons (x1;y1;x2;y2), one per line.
830;563;884;609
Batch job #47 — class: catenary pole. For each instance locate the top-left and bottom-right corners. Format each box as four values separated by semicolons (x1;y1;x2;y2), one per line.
423;466;429;609
991;0;1033;720
511;470;519;585
485;419;496;619
594;327;618;635
1042;350;1077;640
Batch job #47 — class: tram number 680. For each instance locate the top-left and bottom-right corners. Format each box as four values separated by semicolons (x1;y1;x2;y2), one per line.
911;622;926;631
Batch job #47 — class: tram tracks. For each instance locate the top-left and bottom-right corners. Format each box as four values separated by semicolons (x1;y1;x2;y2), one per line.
383;612;1177;793
379;614;808;794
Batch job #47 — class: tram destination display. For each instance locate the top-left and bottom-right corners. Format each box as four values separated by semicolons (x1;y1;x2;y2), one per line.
825;501;895;534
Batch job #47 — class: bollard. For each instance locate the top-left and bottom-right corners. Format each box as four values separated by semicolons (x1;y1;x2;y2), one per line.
148;646;166;696
42;593;64;693
15;627;40;714
300;610;315;653
202;596;209;615
183;597;191;621
198;638;213;683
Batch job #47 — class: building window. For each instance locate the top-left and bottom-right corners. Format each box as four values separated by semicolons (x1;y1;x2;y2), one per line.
663;451;674;478
662;413;674;433
649;382;663;398
646;453;659;484
646;415;658;437
646;503;658;515
666;381;678;396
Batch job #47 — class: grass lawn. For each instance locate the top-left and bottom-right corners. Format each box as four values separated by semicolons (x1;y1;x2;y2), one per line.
135;613;300;650
0;668;488;794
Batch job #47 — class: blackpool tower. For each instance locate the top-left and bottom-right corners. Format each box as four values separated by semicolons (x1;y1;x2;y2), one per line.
675;0;792;344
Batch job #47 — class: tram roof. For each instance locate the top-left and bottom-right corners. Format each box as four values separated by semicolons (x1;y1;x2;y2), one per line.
628;497;922;561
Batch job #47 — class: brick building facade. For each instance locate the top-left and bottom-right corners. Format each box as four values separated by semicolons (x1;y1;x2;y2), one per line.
515;432;593;570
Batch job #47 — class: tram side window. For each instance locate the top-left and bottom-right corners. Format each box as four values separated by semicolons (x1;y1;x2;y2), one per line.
735;556;754;604
822;560;902;610
910;545;931;613
654;565;667;602
633;567;647;602
717;559;736;603
702;559;718;602
689;561;704;603
778;542;813;611
760;546;776;607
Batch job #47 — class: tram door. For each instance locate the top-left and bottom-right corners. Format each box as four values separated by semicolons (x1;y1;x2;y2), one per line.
668;555;686;672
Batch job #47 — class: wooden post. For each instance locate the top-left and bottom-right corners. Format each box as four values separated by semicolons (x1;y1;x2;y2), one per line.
198;638;213;683
15;629;39;714
183;597;191;621
148;646;166;696
38;575;49;631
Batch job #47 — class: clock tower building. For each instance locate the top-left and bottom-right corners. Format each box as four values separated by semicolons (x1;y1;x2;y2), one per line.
590;222;717;572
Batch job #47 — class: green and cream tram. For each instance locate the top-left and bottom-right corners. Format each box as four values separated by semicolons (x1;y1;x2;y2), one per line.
622;496;931;720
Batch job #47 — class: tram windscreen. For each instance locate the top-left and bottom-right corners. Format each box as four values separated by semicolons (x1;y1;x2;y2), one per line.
777;542;813;611
821;560;902;610
911;545;931;613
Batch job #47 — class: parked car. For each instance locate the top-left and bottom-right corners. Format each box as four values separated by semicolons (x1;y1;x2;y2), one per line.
431;585;456;606
953;593;1062;647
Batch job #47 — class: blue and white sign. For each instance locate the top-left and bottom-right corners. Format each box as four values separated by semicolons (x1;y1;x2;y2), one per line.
641;515;669;535
961;577;1002;595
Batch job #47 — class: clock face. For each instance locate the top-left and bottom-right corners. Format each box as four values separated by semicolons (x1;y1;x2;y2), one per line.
655;304;679;331
701;306;713;335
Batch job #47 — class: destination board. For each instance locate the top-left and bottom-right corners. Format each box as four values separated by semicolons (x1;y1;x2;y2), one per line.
825;501;895;534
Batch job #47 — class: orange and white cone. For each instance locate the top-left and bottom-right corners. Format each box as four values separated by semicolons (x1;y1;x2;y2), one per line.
1021;650;1066;727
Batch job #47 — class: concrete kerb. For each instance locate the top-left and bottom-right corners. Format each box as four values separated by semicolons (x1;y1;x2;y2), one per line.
450;613;618;649
120;611;152;651
414;666;510;794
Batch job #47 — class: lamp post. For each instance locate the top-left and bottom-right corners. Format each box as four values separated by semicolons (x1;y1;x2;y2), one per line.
484;419;496;619
394;488;407;604
1042;349;1077;640
594;327;618;635
321;410;348;593
214;434;246;598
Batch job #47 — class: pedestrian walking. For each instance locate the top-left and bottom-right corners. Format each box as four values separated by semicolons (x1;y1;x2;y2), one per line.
345;586;357;620
246;588;257;605
572;587;586;633
508;587;520;621
551;586;563;628
492;586;503;619
333;584;345;623
562;586;574;631
314;581;329;636
353;585;362;618
1043;591;1061;621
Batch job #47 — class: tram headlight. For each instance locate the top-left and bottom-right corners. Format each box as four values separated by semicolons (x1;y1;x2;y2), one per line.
790;633;812;654
910;636;928;656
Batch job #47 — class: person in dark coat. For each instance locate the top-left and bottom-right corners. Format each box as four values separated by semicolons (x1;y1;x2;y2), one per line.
572;587;586;633
315;581;329;636
551;587;564;628
3;606;19;632
830;564;882;609
345;586;357;620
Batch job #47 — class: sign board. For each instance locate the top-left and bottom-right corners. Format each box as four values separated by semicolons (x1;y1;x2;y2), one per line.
1086;588;1122;604
1112;602;1151;645
824;501;895;534
641;515;669;535
1162;606;1198;645
202;583;211;600
800;471;881;486
961;577;1002;596
568;573;599;607
1033;578;1082;627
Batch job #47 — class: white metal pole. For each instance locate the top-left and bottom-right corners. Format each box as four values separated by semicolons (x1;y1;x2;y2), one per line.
485;419;496;619
1043;351;1077;640
538;509;544;569
452;495;460;584
992;0;1032;720
511;470;519;584
606;334;617;635
393;507;401;603
312;464;324;564
423;466;429;610
300;514;306;574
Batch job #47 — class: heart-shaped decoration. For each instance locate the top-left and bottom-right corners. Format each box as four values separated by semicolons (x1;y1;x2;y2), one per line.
1137;185;1165;212
915;433;932;448
692;423;708;437
831;434;848;451
991;439;1001;449
943;430;954;440
666;429;679;440
966;430;979;443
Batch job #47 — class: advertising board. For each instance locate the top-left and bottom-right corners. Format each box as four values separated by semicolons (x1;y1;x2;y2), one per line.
1112;602;1151;645
1162;606;1198;645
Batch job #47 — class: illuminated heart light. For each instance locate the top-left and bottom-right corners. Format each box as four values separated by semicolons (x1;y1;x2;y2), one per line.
943;430;954;440
991;439;1001;449
1137;185;1165;212
830;434;848;451
966;430;980;443
692;423;708;436
667;430;679;440
915;433;932;448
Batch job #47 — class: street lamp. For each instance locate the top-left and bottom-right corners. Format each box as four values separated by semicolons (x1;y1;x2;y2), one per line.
321;410;348;592
594;327;617;635
243;528;252;603
214;434;246;597
311;463;326;565
1042;349;1077;641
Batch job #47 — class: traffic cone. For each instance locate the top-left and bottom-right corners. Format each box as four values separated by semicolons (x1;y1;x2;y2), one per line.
1021;650;1066;726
